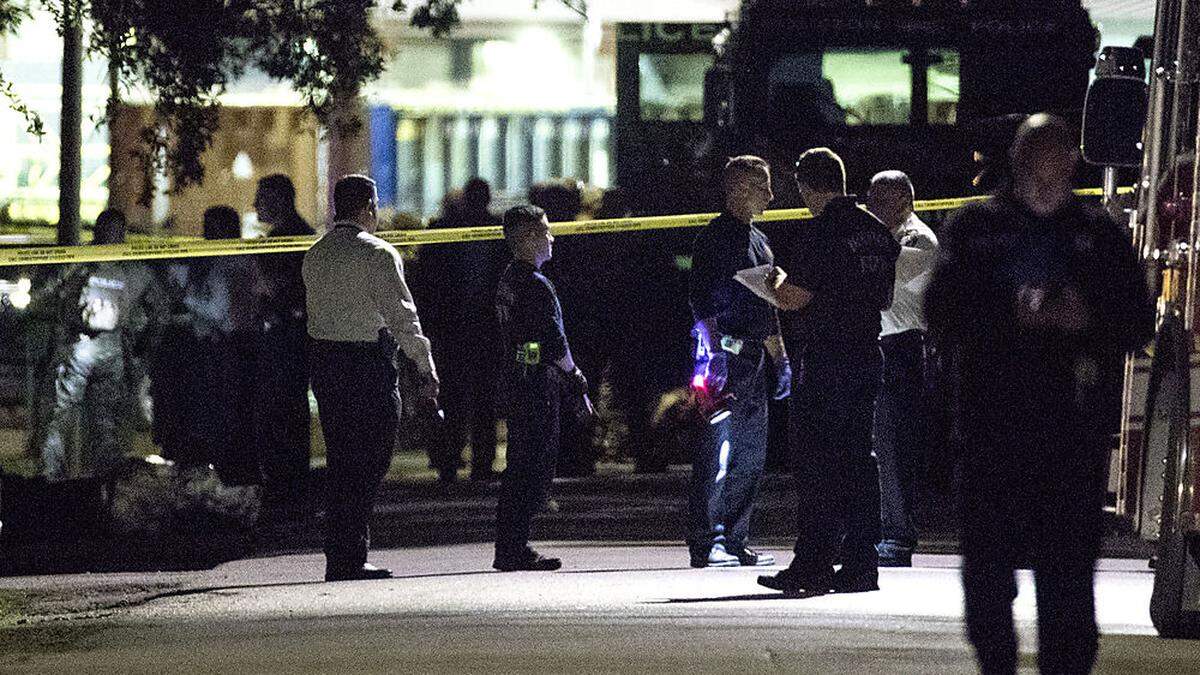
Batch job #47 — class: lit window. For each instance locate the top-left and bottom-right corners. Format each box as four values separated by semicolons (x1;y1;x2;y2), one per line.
928;49;960;125
767;48;960;127
639;53;713;122
822;50;911;126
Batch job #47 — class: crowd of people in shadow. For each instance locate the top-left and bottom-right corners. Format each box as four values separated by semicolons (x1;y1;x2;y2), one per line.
17;170;713;524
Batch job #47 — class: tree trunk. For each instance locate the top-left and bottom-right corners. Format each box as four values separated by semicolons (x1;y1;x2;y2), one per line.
58;0;82;245
325;89;371;225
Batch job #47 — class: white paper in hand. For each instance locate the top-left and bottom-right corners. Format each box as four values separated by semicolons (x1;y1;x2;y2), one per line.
734;264;782;308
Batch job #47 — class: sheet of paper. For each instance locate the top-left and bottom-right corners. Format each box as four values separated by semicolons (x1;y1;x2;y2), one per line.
733;263;782;308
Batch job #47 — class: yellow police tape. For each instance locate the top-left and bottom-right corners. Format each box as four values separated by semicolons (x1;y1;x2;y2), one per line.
0;187;1135;267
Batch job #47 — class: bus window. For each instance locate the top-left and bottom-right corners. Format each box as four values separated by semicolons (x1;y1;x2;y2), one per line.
639;53;713;122
822;50;911;125
768;48;960;127
928;49;960;125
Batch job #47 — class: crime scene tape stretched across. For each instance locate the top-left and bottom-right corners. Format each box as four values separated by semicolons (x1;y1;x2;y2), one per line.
0;187;1133;267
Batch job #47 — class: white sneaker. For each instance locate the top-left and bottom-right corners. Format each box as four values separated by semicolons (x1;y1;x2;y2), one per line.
704;542;741;567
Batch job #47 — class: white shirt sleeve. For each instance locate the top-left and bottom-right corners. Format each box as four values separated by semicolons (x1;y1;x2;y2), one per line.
370;244;437;377
895;220;939;293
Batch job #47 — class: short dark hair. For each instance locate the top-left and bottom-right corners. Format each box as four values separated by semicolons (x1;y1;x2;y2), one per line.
462;177;491;210
722;155;771;195
333;174;377;222
93;208;127;245
793;147;846;193
502;204;547;240
203;205;241;240
257;173;297;205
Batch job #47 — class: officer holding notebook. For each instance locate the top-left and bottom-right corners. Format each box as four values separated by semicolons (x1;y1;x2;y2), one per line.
686;155;791;569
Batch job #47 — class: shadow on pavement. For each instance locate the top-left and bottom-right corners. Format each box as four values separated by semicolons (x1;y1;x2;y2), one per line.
2;467;1154;577
653;592;816;603
558;567;687;574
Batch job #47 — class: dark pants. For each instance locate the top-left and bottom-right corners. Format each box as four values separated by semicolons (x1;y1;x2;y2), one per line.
151;324;198;463
874;330;927;556
788;345;882;577
310;339;399;570
687;352;769;554
204;332;260;486
37;332;127;481
429;349;497;477
496;372;561;556
960;429;1106;675
258;321;313;511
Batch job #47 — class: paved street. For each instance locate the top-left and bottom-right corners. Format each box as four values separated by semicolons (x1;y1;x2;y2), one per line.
1;544;1196;673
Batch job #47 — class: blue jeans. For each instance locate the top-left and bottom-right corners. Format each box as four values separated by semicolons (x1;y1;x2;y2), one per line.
687;350;769;554
874;330;927;556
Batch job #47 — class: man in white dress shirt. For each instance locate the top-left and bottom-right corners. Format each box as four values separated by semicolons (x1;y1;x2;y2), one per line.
866;170;939;567
303;174;440;581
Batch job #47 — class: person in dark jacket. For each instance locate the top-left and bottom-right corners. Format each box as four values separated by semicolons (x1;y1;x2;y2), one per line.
530;180;600;479
413;178;503;483
493;204;590;571
189;206;265;485
924;114;1154;675
254;174;316;518
758;147;899;596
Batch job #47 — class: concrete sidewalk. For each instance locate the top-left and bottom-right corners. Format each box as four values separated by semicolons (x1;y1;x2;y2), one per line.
0;453;1155;577
1;545;1191;674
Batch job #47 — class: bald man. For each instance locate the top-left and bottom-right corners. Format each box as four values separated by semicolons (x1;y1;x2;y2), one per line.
866;171;938;568
926;114;1154;674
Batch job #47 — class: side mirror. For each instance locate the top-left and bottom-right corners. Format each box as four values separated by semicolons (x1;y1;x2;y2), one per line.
1082;46;1147;168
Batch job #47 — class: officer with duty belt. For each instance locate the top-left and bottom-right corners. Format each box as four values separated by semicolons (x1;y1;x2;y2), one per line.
303;174;440;582
687;155;791;568
758;148;899;596
493;204;590;572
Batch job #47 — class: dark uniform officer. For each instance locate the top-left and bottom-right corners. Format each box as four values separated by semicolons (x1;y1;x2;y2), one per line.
413;178;503;483
688;155;790;568
493;204;588;572
304;174;440;582
925;114;1153;674
759;148;899;596
254;174;317;518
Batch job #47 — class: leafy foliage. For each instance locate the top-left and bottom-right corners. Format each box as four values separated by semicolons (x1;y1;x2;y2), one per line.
0;1;42;136
0;1;585;200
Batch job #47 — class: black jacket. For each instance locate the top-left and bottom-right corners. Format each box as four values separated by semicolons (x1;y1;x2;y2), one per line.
775;196;900;353
925;191;1154;440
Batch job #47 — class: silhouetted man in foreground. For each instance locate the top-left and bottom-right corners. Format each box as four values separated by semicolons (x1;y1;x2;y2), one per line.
925;114;1153;674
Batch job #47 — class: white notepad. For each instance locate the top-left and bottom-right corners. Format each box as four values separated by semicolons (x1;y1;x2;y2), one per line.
733;264;783;308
